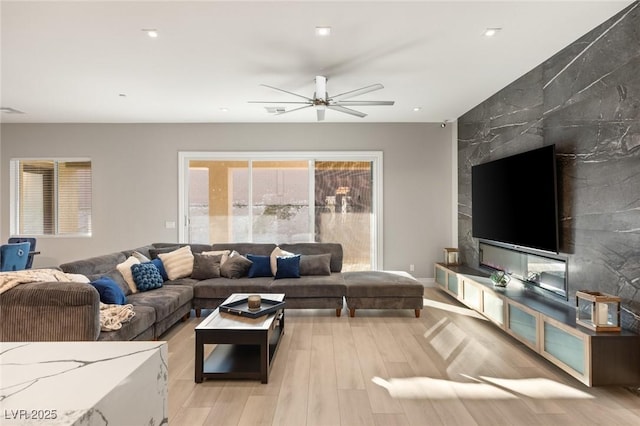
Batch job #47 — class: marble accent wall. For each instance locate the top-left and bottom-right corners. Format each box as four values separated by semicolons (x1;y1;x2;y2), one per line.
458;2;640;332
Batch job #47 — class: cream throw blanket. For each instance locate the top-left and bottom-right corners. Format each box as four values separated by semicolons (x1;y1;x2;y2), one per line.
100;303;136;331
1;269;136;332
0;268;79;294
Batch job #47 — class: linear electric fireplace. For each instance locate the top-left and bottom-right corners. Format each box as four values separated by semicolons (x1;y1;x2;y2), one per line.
479;241;568;300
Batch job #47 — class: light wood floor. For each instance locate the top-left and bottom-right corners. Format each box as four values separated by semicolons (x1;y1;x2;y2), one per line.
163;287;640;425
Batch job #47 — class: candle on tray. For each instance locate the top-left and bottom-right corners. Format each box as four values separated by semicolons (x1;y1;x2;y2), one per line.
247;295;261;310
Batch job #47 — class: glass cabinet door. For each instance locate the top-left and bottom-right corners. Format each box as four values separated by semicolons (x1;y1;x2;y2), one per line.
462;280;481;310
447;273;459;296
507;301;539;350
435;266;446;287
543;320;586;376
483;291;504;326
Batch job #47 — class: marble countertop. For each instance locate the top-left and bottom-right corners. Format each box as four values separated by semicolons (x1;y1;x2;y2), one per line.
1;341;167;425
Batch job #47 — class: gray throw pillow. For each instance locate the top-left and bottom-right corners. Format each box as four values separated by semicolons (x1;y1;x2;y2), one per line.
191;254;222;280
149;246;181;260
220;253;252;279
131;250;151;263
299;253;332;276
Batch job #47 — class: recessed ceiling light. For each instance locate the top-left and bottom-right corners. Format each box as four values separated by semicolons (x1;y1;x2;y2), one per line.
413;107;422;112
118;93;127;97
142;29;158;38
220;107;229;112
483;28;502;37
315;26;331;37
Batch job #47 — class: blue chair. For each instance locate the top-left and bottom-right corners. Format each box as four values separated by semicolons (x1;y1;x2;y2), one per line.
8;237;37;269
0;242;31;271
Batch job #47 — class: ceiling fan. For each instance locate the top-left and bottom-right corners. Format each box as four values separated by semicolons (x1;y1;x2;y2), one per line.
249;76;394;121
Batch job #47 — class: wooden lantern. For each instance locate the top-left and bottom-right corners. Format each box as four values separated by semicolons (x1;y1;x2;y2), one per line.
443;248;460;266
576;290;621;332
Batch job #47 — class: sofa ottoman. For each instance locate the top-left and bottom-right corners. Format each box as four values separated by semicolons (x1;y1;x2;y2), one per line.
269;273;346;316
343;271;424;317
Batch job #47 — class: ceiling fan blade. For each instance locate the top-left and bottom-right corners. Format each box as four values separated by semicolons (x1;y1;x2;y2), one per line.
248;101;311;104
260;84;313;101
331;83;384;101
275;104;313;116
333;100;395;106
327;105;367;118
317;108;325;122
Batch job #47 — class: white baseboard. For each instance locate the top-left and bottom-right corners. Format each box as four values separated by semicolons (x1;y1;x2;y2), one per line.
417;277;436;287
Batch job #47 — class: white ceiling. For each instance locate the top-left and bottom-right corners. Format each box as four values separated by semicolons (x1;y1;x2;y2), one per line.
0;0;633;123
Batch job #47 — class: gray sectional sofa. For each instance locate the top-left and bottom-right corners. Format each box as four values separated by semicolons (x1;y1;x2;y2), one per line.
0;242;423;342
190;243;347;317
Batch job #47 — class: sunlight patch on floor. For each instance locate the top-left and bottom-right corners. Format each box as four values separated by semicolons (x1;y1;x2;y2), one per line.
425;318;466;362
372;376;516;400
372;375;594;400
423;298;487;320
477;376;594;399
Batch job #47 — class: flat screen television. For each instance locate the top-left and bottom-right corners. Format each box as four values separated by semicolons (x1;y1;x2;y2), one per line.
471;145;559;253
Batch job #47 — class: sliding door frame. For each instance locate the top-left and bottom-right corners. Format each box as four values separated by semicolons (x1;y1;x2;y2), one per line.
178;151;383;269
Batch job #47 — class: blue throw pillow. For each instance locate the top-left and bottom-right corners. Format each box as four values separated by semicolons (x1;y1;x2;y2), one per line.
131;262;164;292
247;254;273;278
275;255;301;279
90;277;127;305
150;258;168;281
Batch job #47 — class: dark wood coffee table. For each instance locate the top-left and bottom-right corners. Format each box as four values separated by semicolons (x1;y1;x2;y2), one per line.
194;293;285;384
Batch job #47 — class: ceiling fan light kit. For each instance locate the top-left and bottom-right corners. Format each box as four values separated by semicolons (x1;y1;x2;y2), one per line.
249;75;395;121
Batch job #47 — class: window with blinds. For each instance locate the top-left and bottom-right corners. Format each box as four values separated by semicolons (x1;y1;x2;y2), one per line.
10;159;92;236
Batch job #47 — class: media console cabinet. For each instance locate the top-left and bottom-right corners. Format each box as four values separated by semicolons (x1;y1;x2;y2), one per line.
434;263;640;387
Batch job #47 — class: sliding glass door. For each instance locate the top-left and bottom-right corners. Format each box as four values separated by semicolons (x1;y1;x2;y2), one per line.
180;152;382;270
252;161;310;243
187;160;250;243
314;161;372;271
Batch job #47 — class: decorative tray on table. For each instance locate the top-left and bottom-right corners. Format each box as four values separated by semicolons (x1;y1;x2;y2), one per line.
218;298;286;319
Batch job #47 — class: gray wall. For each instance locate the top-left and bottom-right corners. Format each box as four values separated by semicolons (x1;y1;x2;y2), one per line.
1;123;454;278
458;2;640;331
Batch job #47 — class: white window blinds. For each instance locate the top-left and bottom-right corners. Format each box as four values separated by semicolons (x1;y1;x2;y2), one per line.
11;159;92;236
